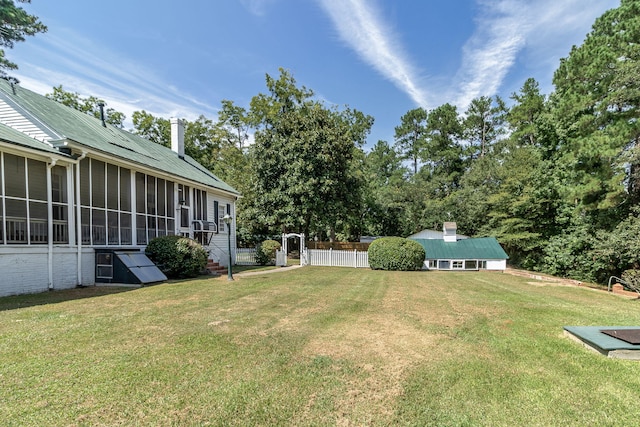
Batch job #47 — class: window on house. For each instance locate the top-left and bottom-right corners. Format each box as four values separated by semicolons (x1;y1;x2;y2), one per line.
465;260;477;270
157;178;166;217
108;211;119;245
178;184;190;229
438;260;450;270
5;153;26;198
428;260;437;269
192;189;208;245
81;208;90;244
51;165;68;243
218;203;227;232
119;169;131;244
1;152;69;245
79;158;132;246
92;209;106;245
28;159;47;201
135;173;175;244
107;164;119;210
120;167;131;211
91;160;105;209
479;260;487;269
193;189;207;221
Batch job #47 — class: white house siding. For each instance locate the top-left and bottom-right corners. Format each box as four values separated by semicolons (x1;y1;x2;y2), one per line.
0;248;50;296
485;260;507;270
52;247;80;288
0;98;55;142
81;249;96;284
0;247;97;297
53;247;95;288
204;192;236;267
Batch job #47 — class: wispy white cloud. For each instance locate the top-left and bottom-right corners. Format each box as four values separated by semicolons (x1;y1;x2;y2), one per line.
317;0;429;108
318;0;618;113
452;0;528;109
12;27;217;129
451;0;618;109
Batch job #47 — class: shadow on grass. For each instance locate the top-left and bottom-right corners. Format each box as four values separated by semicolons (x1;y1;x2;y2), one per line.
0;286;135;312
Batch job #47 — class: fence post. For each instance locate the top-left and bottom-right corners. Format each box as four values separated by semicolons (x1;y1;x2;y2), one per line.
329;248;333;267
354;249;357;268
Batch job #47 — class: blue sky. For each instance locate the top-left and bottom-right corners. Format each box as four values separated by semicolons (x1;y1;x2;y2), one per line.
11;0;619;149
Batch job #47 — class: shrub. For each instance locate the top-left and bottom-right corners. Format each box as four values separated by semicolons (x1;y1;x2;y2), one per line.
622;270;640;290
368;237;425;271
255;239;282;265
145;235;208;278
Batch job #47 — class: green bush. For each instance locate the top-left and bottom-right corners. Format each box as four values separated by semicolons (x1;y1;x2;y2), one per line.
255;239;282;265
368;237;425;271
145;235;208;278
622;269;640;290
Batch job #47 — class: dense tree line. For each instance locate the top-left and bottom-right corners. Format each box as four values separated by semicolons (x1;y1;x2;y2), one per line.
366;0;640;284
33;0;640;284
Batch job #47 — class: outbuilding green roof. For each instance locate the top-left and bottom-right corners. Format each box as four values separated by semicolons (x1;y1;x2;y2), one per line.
0;80;239;196
411;237;509;260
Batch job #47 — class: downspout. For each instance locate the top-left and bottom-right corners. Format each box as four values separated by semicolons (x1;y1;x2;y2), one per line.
47;158;58;290
233;199;238;265
75;151;87;285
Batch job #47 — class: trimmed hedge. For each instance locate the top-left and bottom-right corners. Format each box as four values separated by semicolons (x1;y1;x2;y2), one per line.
255;239;282;265
145;235;208;278
368;237;425;271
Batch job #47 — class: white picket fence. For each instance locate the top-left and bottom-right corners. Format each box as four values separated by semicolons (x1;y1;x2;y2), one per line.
305;248;370;268
236;248;258;265
235;247;370;268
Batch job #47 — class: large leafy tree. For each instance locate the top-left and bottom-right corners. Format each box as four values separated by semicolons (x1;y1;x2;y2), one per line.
245;68;373;238
394;107;428;175
47;85;126;128
0;0;46;79
131;110;170;146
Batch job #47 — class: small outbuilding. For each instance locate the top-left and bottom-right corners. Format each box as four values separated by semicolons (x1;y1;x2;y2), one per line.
409;223;508;271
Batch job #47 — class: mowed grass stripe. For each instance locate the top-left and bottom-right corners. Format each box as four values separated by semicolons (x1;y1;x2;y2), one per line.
1;267;640;425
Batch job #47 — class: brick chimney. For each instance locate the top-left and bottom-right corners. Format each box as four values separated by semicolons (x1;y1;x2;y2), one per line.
170;118;184;159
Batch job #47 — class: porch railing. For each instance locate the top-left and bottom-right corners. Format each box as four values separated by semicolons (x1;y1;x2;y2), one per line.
4;217;69;244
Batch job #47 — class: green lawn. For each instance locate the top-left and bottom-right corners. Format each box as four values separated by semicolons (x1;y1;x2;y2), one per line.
2;268;640;426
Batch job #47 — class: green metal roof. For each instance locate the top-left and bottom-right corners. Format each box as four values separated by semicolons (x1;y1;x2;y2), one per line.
411;237;509;260
0;122;66;156
0;80;239;196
